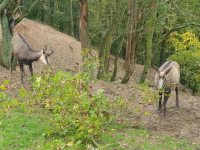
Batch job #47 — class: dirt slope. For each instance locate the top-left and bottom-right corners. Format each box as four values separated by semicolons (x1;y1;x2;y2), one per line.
0;18;200;145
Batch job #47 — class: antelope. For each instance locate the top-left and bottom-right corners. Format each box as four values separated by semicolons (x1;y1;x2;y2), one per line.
10;34;54;86
154;60;180;119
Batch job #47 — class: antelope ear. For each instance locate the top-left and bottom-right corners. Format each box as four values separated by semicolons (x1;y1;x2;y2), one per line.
43;45;48;51
165;67;172;75
42;48;46;54
154;65;159;73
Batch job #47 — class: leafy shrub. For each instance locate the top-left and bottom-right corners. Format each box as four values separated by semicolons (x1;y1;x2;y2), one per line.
138;79;158;104
0;80;23;115
28;70;115;148
168;31;200;94
0;64;125;149
0;53;128;149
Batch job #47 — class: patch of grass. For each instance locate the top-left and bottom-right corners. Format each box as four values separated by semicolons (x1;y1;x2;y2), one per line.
100;133;121;149
128;97;134;101
1;106;200;150
0;107;50;149
100;122;200;150
188;115;195;121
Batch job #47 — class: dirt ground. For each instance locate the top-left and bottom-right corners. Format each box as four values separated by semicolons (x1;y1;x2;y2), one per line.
0;18;200;145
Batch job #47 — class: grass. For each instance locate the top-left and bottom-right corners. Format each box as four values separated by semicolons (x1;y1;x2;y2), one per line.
0;105;200;150
0;107;50;150
99;122;200;150
1;107;199;149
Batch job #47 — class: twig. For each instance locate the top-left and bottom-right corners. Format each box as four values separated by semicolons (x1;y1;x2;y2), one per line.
196;60;200;67
158;0;170;6
91;136;101;149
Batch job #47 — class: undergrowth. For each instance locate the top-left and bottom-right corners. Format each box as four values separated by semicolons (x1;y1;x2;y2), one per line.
0;66;128;149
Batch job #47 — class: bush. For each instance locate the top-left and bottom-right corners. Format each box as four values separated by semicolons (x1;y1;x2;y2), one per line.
168;31;200;94
0;66;125;149
0;53;128;149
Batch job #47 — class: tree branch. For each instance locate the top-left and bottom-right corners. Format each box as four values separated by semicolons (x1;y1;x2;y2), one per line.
158;0;170;6
9;5;19;21
196;60;200;68
15;0;40;25
160;23;200;43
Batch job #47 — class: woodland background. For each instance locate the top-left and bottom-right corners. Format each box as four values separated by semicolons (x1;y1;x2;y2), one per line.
1;0;200;93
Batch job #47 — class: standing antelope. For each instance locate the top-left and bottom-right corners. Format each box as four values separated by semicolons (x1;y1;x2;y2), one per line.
154;60;180;119
10;34;54;86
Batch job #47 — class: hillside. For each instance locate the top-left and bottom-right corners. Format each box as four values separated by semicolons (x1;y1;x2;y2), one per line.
0;18;200;146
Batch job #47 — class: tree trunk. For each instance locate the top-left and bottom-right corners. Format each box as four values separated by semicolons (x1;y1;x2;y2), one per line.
159;38;166;66
78;0;90;62
0;0;15;67
121;0;136;84
0;14;2;63
50;0;54;27
70;0;74;37
139;0;157;84
1;11;12;67
41;1;45;23
97;24;113;79
111;35;124;81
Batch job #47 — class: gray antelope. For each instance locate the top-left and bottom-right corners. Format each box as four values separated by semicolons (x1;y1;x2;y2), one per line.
154;60;180;119
10;34;54;85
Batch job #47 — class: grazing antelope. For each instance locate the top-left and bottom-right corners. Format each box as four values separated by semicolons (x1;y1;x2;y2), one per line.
10;34;54;86
154;60;180;119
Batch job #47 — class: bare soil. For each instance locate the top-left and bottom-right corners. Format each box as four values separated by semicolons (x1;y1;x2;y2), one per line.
0;18;200;145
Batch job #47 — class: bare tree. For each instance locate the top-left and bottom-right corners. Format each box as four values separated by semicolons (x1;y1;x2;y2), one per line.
121;0;136;84
78;0;90;62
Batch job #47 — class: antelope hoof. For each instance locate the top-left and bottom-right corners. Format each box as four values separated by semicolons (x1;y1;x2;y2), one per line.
157;108;162;114
23;73;27;77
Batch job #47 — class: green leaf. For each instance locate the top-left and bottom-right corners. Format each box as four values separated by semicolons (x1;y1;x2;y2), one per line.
3;80;10;85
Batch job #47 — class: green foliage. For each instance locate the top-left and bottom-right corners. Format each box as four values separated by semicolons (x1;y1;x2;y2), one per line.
81;49;99;79
168;31;200;94
139;79;158;104
21;0;79;37
30;69;127;148
0;68;127;149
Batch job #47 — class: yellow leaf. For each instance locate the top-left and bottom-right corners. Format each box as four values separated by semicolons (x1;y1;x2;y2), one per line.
192;142;195;145
27;109;31;114
0;85;6;90
145;111;150;115
67;142;74;146
0;122;2;124
88;129;93;133
119;101;123;105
